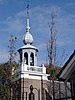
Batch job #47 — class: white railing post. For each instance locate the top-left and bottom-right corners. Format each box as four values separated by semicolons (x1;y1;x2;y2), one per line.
42;64;46;74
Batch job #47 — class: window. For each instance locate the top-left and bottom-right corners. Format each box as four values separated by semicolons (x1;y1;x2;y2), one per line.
24;52;28;65
30;53;34;66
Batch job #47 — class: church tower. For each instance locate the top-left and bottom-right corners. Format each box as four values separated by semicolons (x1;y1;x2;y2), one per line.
12;1;48;100
19;3;38;68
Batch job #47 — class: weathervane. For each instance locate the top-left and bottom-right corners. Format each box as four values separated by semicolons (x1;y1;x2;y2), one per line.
27;0;30;18
26;0;30;33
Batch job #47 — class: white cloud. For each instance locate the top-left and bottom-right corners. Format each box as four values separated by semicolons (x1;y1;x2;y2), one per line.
0;16;25;33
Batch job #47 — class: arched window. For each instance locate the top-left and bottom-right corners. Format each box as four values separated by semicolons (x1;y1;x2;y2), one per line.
30;53;34;66
24;52;28;65
20;53;22;62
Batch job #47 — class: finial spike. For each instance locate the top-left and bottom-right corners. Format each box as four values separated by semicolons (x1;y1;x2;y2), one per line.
27;0;30;18
26;0;30;33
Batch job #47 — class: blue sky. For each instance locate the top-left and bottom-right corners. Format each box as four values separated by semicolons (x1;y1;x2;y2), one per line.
0;0;75;66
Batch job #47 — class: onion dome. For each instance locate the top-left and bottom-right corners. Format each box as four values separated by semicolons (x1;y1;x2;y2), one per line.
23;32;33;45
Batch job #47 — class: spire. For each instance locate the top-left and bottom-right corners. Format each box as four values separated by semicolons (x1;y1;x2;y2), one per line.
26;0;30;33
23;0;33;45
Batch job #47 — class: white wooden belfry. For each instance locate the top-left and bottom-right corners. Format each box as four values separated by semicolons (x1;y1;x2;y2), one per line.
17;2;48;81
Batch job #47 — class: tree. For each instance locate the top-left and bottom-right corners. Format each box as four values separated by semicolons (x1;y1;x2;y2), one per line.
47;10;58;80
46;65;61;80
46;11;68;80
8;34;17;99
0;35;18;100
47;11;57;68
8;34;17;64
0;62;11;100
8;35;18;76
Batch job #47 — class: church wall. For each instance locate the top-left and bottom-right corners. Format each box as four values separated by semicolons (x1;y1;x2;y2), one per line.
12;78;50;100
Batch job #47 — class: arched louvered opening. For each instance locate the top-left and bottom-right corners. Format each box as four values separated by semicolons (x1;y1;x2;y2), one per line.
30;53;34;66
20;53;22;62
24;52;28;65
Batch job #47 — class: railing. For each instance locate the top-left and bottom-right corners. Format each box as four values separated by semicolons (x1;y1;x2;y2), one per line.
15;63;46;74
27;66;42;72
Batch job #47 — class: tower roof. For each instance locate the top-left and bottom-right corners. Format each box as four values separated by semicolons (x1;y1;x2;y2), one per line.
18;45;39;52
